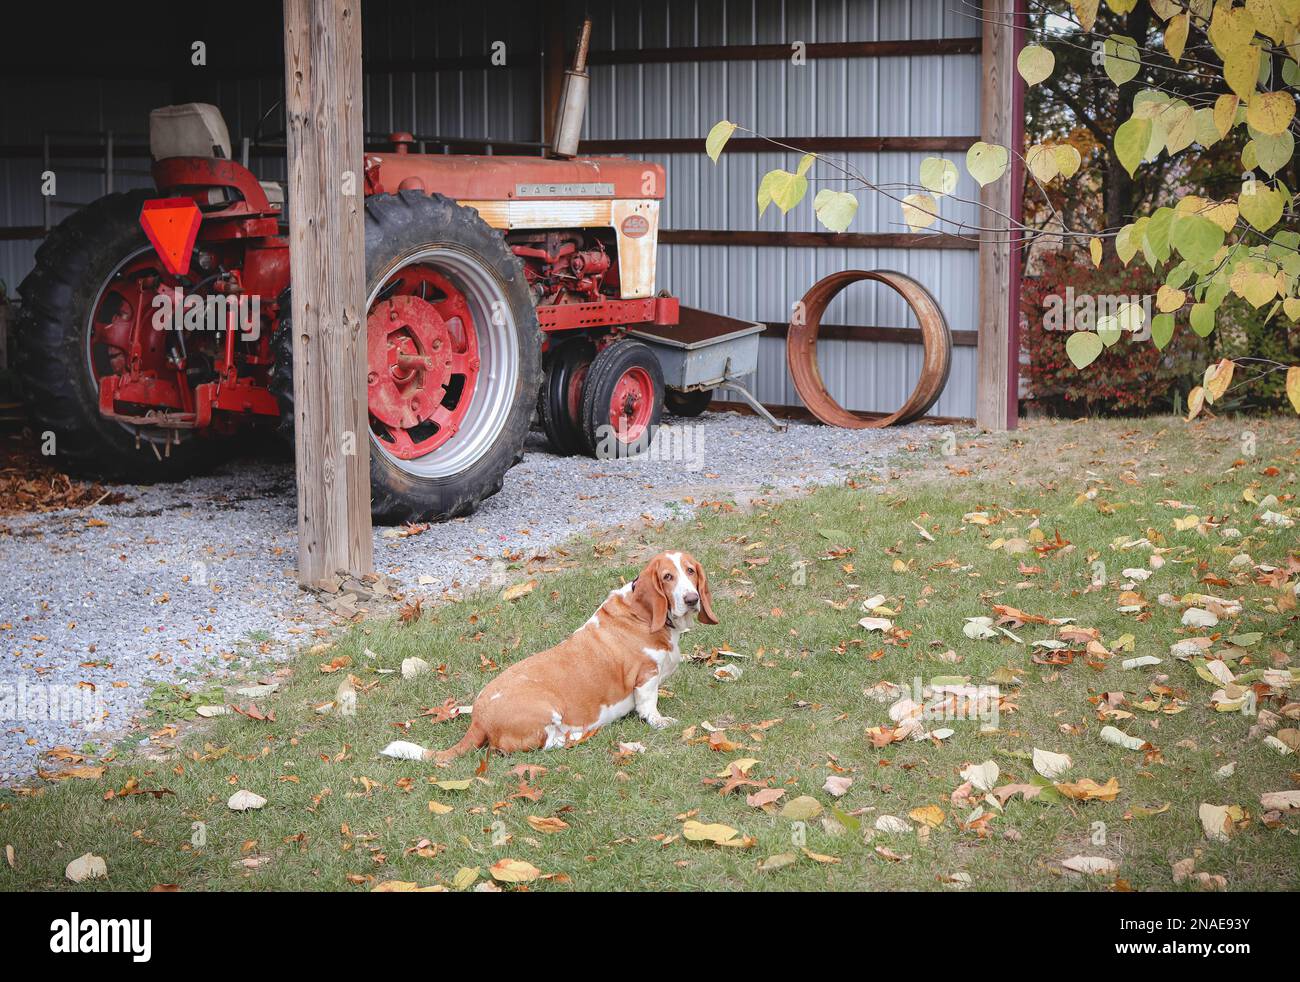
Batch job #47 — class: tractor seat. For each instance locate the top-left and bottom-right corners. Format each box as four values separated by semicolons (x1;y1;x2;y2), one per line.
149;103;232;160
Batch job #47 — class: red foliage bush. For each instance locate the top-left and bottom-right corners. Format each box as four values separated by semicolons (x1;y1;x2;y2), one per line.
1020;250;1210;415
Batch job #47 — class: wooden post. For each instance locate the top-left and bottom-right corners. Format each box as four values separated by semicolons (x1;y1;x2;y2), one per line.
976;0;1024;432
283;0;373;587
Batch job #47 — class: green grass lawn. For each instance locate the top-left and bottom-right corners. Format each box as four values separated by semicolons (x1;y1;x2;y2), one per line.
2;416;1298;892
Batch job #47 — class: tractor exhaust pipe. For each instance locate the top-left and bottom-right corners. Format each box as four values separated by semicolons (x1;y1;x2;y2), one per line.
551;17;592;159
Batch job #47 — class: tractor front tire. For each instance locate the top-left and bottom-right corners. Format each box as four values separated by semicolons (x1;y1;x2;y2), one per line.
579;339;664;459
15;189;209;481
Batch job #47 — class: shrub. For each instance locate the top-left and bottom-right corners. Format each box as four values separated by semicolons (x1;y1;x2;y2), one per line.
1021;250;1209;415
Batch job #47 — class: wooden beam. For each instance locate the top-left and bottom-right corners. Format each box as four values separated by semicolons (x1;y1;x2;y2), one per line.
976;0;1021;432
579;135;977;154
585;36;982;65
660;229;979;250
283;0;373;588
759;322;979;347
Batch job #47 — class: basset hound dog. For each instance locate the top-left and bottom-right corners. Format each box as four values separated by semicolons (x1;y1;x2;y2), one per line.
382;551;717;764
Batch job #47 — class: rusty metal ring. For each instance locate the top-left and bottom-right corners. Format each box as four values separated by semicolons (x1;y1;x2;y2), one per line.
786;270;953;428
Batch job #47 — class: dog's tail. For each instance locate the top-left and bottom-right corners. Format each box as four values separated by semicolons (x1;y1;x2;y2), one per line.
381;717;487;765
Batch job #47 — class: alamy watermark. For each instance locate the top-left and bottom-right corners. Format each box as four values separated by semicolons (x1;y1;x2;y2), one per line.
1041;287;1152;341
0;680;105;730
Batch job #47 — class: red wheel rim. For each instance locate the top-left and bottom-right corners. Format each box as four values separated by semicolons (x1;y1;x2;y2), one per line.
86;251;177;383
607;366;654;443
367;268;480;460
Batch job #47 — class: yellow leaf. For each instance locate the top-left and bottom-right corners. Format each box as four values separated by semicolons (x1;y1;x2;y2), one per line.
909;804;946;828
1054;144;1082;179
1223;44;1261;99
1203;358;1235;403
432;779;472;791
1026;144;1060;183
1089;236;1103;267
1165;13;1189;61
502;579;537;602
1055;777;1121;801
705;120;737;163
1186;385;1206;420
1017;44;1055;86
901;193;937;232
489;858;542;883
1246;91;1296;135
427;800;453;815
1156;285;1186;312
451;866;480;890
801;847;841;864
1213;94;1240;139
526;815;570;833
1286;366;1300;414
682;819;741;844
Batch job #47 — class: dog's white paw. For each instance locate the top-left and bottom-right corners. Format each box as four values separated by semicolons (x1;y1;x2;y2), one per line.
647;715;678;730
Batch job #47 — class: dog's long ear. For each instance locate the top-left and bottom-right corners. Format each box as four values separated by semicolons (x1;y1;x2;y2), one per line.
631;558;670;630
696;561;719;625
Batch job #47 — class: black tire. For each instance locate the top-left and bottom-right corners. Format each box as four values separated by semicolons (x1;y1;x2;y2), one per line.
665;387;713;417
14;190;210;481
540;338;594;456
268;290;296;451
276;191;538;524
579;339;664;459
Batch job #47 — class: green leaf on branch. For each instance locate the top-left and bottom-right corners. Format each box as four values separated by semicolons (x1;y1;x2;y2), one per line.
1017;44;1055;86
1189;303;1216;338
1170;213;1225;265
1104;35;1141;87
1249;129;1295;176
1065;331;1104;370
705;120;737;163
757;168;808;217
1114;117;1151;177
965;142;1008;187
1239;184;1283;231
796;153;817;177
1096;314;1122;347
919;157;958;196
1151;313;1175;350
813;189;859;233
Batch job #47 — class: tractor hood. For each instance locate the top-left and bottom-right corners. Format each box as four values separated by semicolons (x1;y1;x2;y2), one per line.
364;153;665;203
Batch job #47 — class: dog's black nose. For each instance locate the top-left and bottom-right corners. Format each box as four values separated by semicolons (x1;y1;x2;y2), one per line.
684;592;699;607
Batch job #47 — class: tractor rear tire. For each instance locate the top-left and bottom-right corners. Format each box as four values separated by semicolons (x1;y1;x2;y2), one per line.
14;189;210;481
274;191;541;524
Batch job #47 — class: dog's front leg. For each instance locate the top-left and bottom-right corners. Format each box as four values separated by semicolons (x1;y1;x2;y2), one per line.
634;673;677;729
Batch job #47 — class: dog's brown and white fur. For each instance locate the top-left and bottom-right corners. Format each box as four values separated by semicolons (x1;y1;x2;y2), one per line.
382;551;717;764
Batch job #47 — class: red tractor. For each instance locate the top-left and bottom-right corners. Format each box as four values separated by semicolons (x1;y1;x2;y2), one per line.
16;90;684;523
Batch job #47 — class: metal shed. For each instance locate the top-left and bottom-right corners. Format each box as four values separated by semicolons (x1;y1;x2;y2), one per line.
1;0;1014;425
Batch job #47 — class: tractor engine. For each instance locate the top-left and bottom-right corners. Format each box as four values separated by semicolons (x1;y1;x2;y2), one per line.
509;231;617;307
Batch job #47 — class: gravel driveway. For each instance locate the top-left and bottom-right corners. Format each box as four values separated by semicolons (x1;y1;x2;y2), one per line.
0;412;945;782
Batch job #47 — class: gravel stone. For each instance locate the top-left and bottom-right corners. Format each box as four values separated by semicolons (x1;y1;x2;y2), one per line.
0;412;945;781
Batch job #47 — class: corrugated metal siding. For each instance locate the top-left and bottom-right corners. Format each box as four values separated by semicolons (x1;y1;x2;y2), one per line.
579;0;982;417
1;0;980;418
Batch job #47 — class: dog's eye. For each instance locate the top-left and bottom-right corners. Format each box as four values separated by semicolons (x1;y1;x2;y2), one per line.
686;567;695;576
663;572;673;580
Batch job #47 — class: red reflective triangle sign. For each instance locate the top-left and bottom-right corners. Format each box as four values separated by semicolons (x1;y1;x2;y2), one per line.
139;197;202;277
